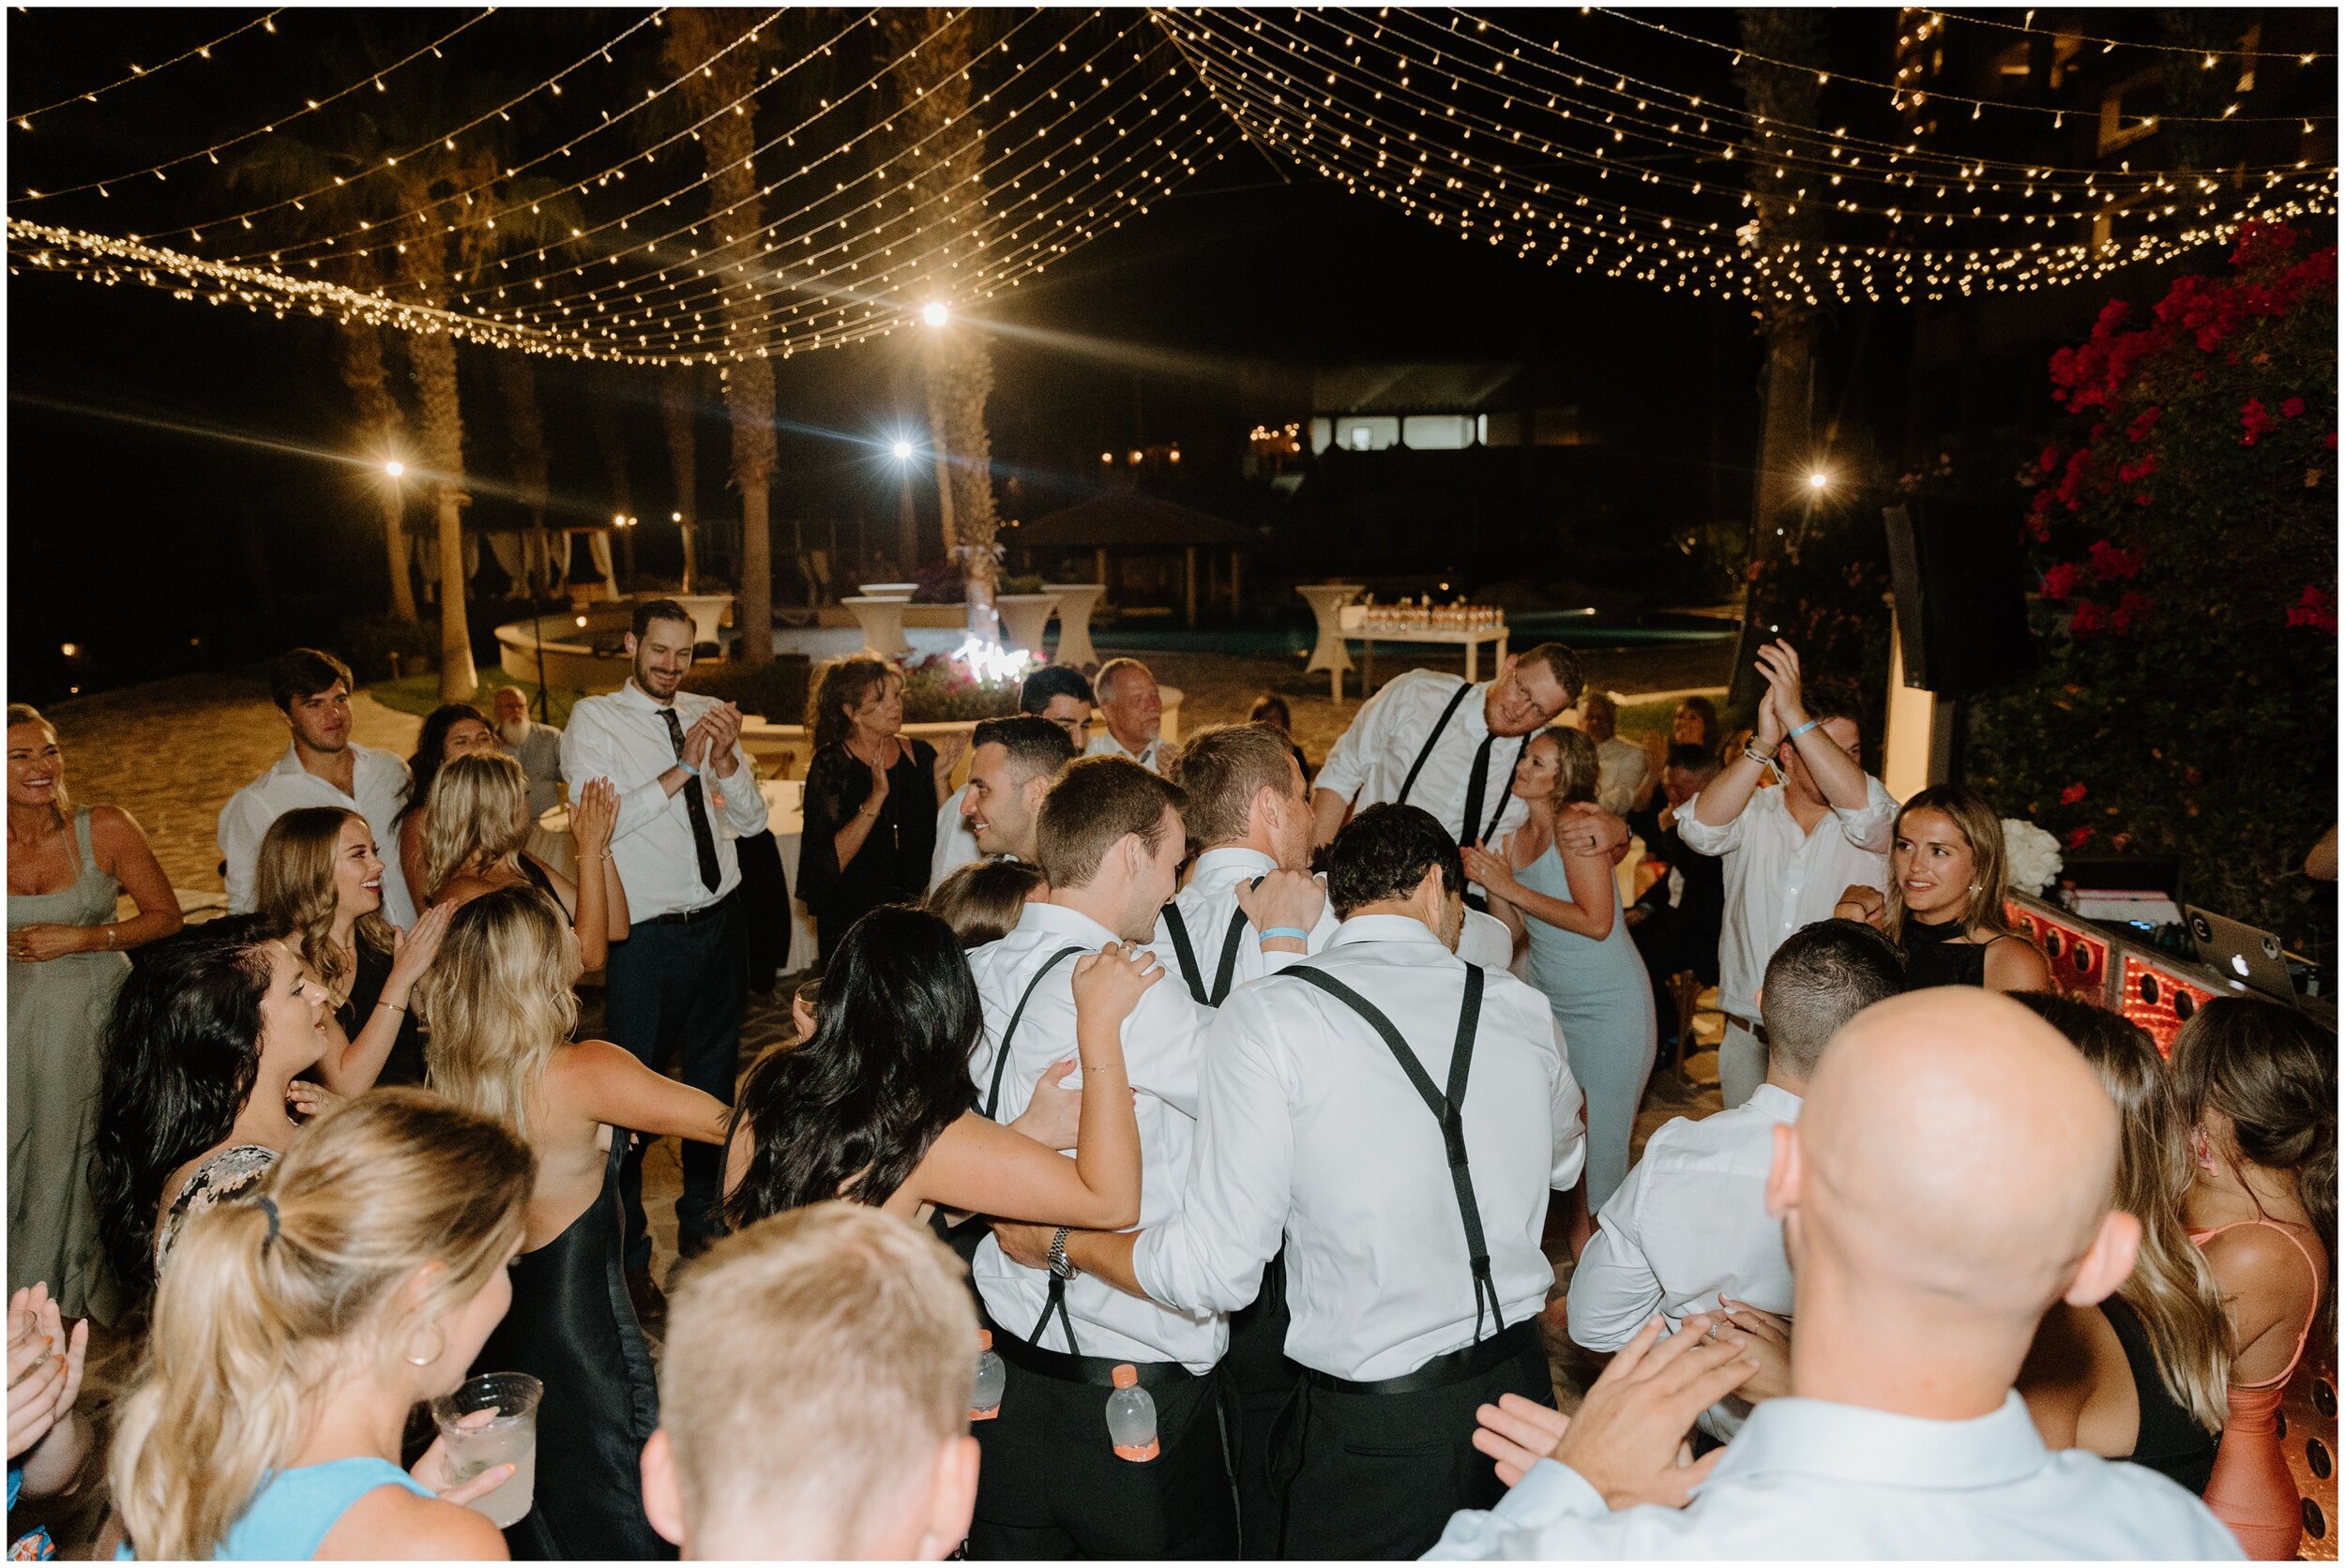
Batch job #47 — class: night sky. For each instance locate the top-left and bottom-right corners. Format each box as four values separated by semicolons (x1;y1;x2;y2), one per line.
8;8;2324;702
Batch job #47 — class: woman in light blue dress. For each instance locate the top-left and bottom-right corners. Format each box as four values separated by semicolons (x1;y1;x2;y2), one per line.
1460;727;1657;1215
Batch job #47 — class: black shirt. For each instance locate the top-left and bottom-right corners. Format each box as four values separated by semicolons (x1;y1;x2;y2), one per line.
338;940;429;1087
798;737;939;938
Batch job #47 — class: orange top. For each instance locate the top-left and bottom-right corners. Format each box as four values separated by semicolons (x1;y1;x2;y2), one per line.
2188;1217;2325;1390
1111;1363;1138;1389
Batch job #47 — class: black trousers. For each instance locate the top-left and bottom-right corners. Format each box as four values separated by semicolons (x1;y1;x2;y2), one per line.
600;895;745;1273
1270;1324;1552;1560
965;1342;1239;1560
1224;1254;1300;1559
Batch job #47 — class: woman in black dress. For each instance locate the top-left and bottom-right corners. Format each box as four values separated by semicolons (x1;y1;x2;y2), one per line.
797;656;962;962
418;885;729;1560
253;806;445;1087
1834;783;2051;994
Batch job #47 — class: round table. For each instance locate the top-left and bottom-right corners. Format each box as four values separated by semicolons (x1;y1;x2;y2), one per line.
995;593;1062;658
1043;582;1106;670
1296;583;1364;701
840;596;913;658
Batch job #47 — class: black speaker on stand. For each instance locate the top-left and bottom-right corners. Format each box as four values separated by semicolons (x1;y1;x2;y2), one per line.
1881;500;2035;782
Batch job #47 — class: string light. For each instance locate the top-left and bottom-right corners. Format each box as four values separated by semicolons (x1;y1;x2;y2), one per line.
1926;8;2334;63
13;11;497;202
8;9;287;127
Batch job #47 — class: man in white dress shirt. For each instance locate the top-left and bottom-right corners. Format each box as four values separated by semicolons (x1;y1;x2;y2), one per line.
492;684;566;820
1082;657;1172;773
219;648;416;926
560;600;768;1318
1311;645;1628;902
961;755;1324;1559
1677;641;1895;1109
1578;692;1650;818
1567;918;1903;1444
1431;988;2241;1560
928;716;1076;896
1005;804;1586;1559
931;666;1094;888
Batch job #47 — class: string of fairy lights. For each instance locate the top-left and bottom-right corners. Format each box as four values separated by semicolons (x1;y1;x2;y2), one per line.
1918;9;2331;64
4;5;2336;355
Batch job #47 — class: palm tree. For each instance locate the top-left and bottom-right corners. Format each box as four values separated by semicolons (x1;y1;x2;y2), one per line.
490;351;553;598
659;8;777;667
882;8;1004;641
662;363;701;593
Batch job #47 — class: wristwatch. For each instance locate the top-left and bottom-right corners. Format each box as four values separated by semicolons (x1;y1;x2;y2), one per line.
1047;1226;1079;1281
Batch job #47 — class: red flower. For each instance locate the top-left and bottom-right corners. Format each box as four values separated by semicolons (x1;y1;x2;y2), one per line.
2065;825;2095;851
2241;398;2277;445
2069;600;2108;639
2060;782;2088;805
2285;586;2338;634
2116;455;2157;485
2112;592;2156;634
2329;431;2339;451
2126;406;2162;443
2041;562;2082;600
2088;539;2144;581
2282;396;2307;418
2037;444;2063;475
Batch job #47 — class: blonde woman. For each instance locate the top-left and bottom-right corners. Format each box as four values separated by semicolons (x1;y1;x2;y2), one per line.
2014;993;2231;1494
8;703;181;1319
419;884;728;1560
255;807;451;1088
109;1089;528;1560
422;751;628;972
1834;783;2050;993
1460;727;1657;1215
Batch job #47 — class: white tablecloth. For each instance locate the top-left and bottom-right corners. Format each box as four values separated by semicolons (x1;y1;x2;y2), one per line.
536;776;816;974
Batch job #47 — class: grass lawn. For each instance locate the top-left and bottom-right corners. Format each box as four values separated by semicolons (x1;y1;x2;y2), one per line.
367;668;581;729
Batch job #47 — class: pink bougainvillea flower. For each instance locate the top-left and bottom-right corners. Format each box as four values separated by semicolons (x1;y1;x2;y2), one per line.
2088;539;2144;581
2282;396;2307;418
2041;561;2082;600
2240;398;2277;445
2112;592;2156;634
2066;825;2095;851
2061;782;2088;805
2068;600;2108;639
2126;405;2162;443
2285;585;2338;634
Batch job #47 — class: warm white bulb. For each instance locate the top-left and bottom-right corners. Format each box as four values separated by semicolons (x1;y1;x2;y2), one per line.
1808;471;1829;490
384;460;404;477
891;439;914;460
920;301;948;327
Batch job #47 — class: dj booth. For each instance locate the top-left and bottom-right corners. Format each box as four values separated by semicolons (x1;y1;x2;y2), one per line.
2003;892;2337;1556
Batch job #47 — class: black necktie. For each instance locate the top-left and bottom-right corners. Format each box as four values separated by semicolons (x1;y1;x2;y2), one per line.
661;707;722;892
1459;731;1498;852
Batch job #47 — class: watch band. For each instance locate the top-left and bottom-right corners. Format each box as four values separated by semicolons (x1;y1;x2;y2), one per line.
1048;1226;1077;1280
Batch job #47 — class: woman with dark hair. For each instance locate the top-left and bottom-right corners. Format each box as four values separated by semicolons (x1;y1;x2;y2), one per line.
91;917;339;1297
1834;783;2050;994
723;906;1146;1232
2173;997;2336;1558
393;702;498;912
1247;692;1312;783
253;807;448;1088
2013;993;2230;1494
927;858;1047;949
796;658;960;962
9;702;181;1320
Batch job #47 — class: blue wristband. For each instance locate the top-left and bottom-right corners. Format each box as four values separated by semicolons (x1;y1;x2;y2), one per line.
1259;927;1310;944
1786;719;1823;741
674;758;701;778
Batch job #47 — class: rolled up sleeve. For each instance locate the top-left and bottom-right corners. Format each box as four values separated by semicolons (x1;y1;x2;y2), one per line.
1672;802;1742;858
1833;776;1898;854
1312;678;1398;805
1565;1168;1662;1352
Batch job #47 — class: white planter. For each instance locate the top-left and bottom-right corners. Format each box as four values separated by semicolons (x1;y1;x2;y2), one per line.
995;594;1062;656
1043;582;1107;670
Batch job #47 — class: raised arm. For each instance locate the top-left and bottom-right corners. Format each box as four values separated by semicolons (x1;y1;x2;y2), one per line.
1688;686;1783;834
1757;642;1869;812
559;1038;732;1145
561;705;701;845
562;777;628;971
312;906;451;1093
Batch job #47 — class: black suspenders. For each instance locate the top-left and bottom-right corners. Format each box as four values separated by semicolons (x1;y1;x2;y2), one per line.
1281;965;1504;1344
980;942;1088;1353
1161;879;1261;1008
1393;683;1474;808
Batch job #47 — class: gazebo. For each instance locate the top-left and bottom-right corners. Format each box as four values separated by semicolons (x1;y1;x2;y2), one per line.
1006;493;1258;627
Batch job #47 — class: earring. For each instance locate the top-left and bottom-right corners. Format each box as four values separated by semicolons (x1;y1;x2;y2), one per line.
2190;1126;2218;1176
403;1324;447;1368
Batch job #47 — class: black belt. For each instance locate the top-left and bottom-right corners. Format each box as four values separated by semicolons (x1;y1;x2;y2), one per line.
1301;1319;1539;1396
637;890;736;927
982;1315;1207;1391
1725;1012;1770;1046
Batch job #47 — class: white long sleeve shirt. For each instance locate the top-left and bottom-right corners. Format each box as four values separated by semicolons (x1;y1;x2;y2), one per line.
965;901;1227;1373
558;681;768;921
1134;915;1585;1383
928;783;983;892
1566;1082;1801;1440
1673;778;1896;1022
219;742;416;926
1146;847;1341;1002
1426;1391;2242;1560
1314;671;1531;852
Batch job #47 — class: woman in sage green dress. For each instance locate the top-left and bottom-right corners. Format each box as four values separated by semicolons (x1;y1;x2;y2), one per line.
7;704;182;1321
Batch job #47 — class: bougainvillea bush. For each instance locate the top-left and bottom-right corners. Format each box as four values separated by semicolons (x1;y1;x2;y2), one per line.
1969;222;2337;949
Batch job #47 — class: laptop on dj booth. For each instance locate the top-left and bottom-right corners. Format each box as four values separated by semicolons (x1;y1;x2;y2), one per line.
2186;905;2300;1006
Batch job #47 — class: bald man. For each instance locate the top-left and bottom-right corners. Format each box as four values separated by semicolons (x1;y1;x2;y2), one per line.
1429;989;2242;1560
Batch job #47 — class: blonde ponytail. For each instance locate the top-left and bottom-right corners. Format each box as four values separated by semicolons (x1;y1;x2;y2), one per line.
109;1089;530;1560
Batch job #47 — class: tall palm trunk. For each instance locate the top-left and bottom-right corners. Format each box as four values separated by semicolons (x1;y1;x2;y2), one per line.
663;10;775;667
393;169;479;701
492;352;553;597
885;9;1002;641
663;364;700;593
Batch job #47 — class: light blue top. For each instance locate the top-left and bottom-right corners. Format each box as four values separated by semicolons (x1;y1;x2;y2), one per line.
1512;844;1645;1008
117;1457;431;1561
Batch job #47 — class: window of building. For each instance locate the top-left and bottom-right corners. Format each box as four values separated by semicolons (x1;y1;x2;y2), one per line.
1336;416;1399;452
1401;414;1475;450
1309;417;1334;455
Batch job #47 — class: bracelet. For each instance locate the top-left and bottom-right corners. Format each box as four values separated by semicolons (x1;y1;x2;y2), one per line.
375;1000;407;1014
102;925;114;951
674;759;701;779
1742;742;1778;768
1786;718;1823;742
1258;927;1310;944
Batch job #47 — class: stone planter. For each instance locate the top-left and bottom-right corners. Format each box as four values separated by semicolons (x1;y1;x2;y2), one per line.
995;593;1061;657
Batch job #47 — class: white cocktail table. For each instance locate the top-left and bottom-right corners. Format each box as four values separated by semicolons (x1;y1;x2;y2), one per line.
840;596;912;658
1296;583;1364;701
1043;582;1107;670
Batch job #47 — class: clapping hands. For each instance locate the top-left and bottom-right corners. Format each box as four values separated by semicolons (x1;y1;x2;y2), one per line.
7;1284;88;1465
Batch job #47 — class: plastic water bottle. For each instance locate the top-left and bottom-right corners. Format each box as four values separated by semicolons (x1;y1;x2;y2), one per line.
1105;1364;1158;1462
971;1331;1005;1423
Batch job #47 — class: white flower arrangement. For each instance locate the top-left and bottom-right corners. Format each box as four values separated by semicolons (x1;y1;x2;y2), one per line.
2003;818;2064;897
